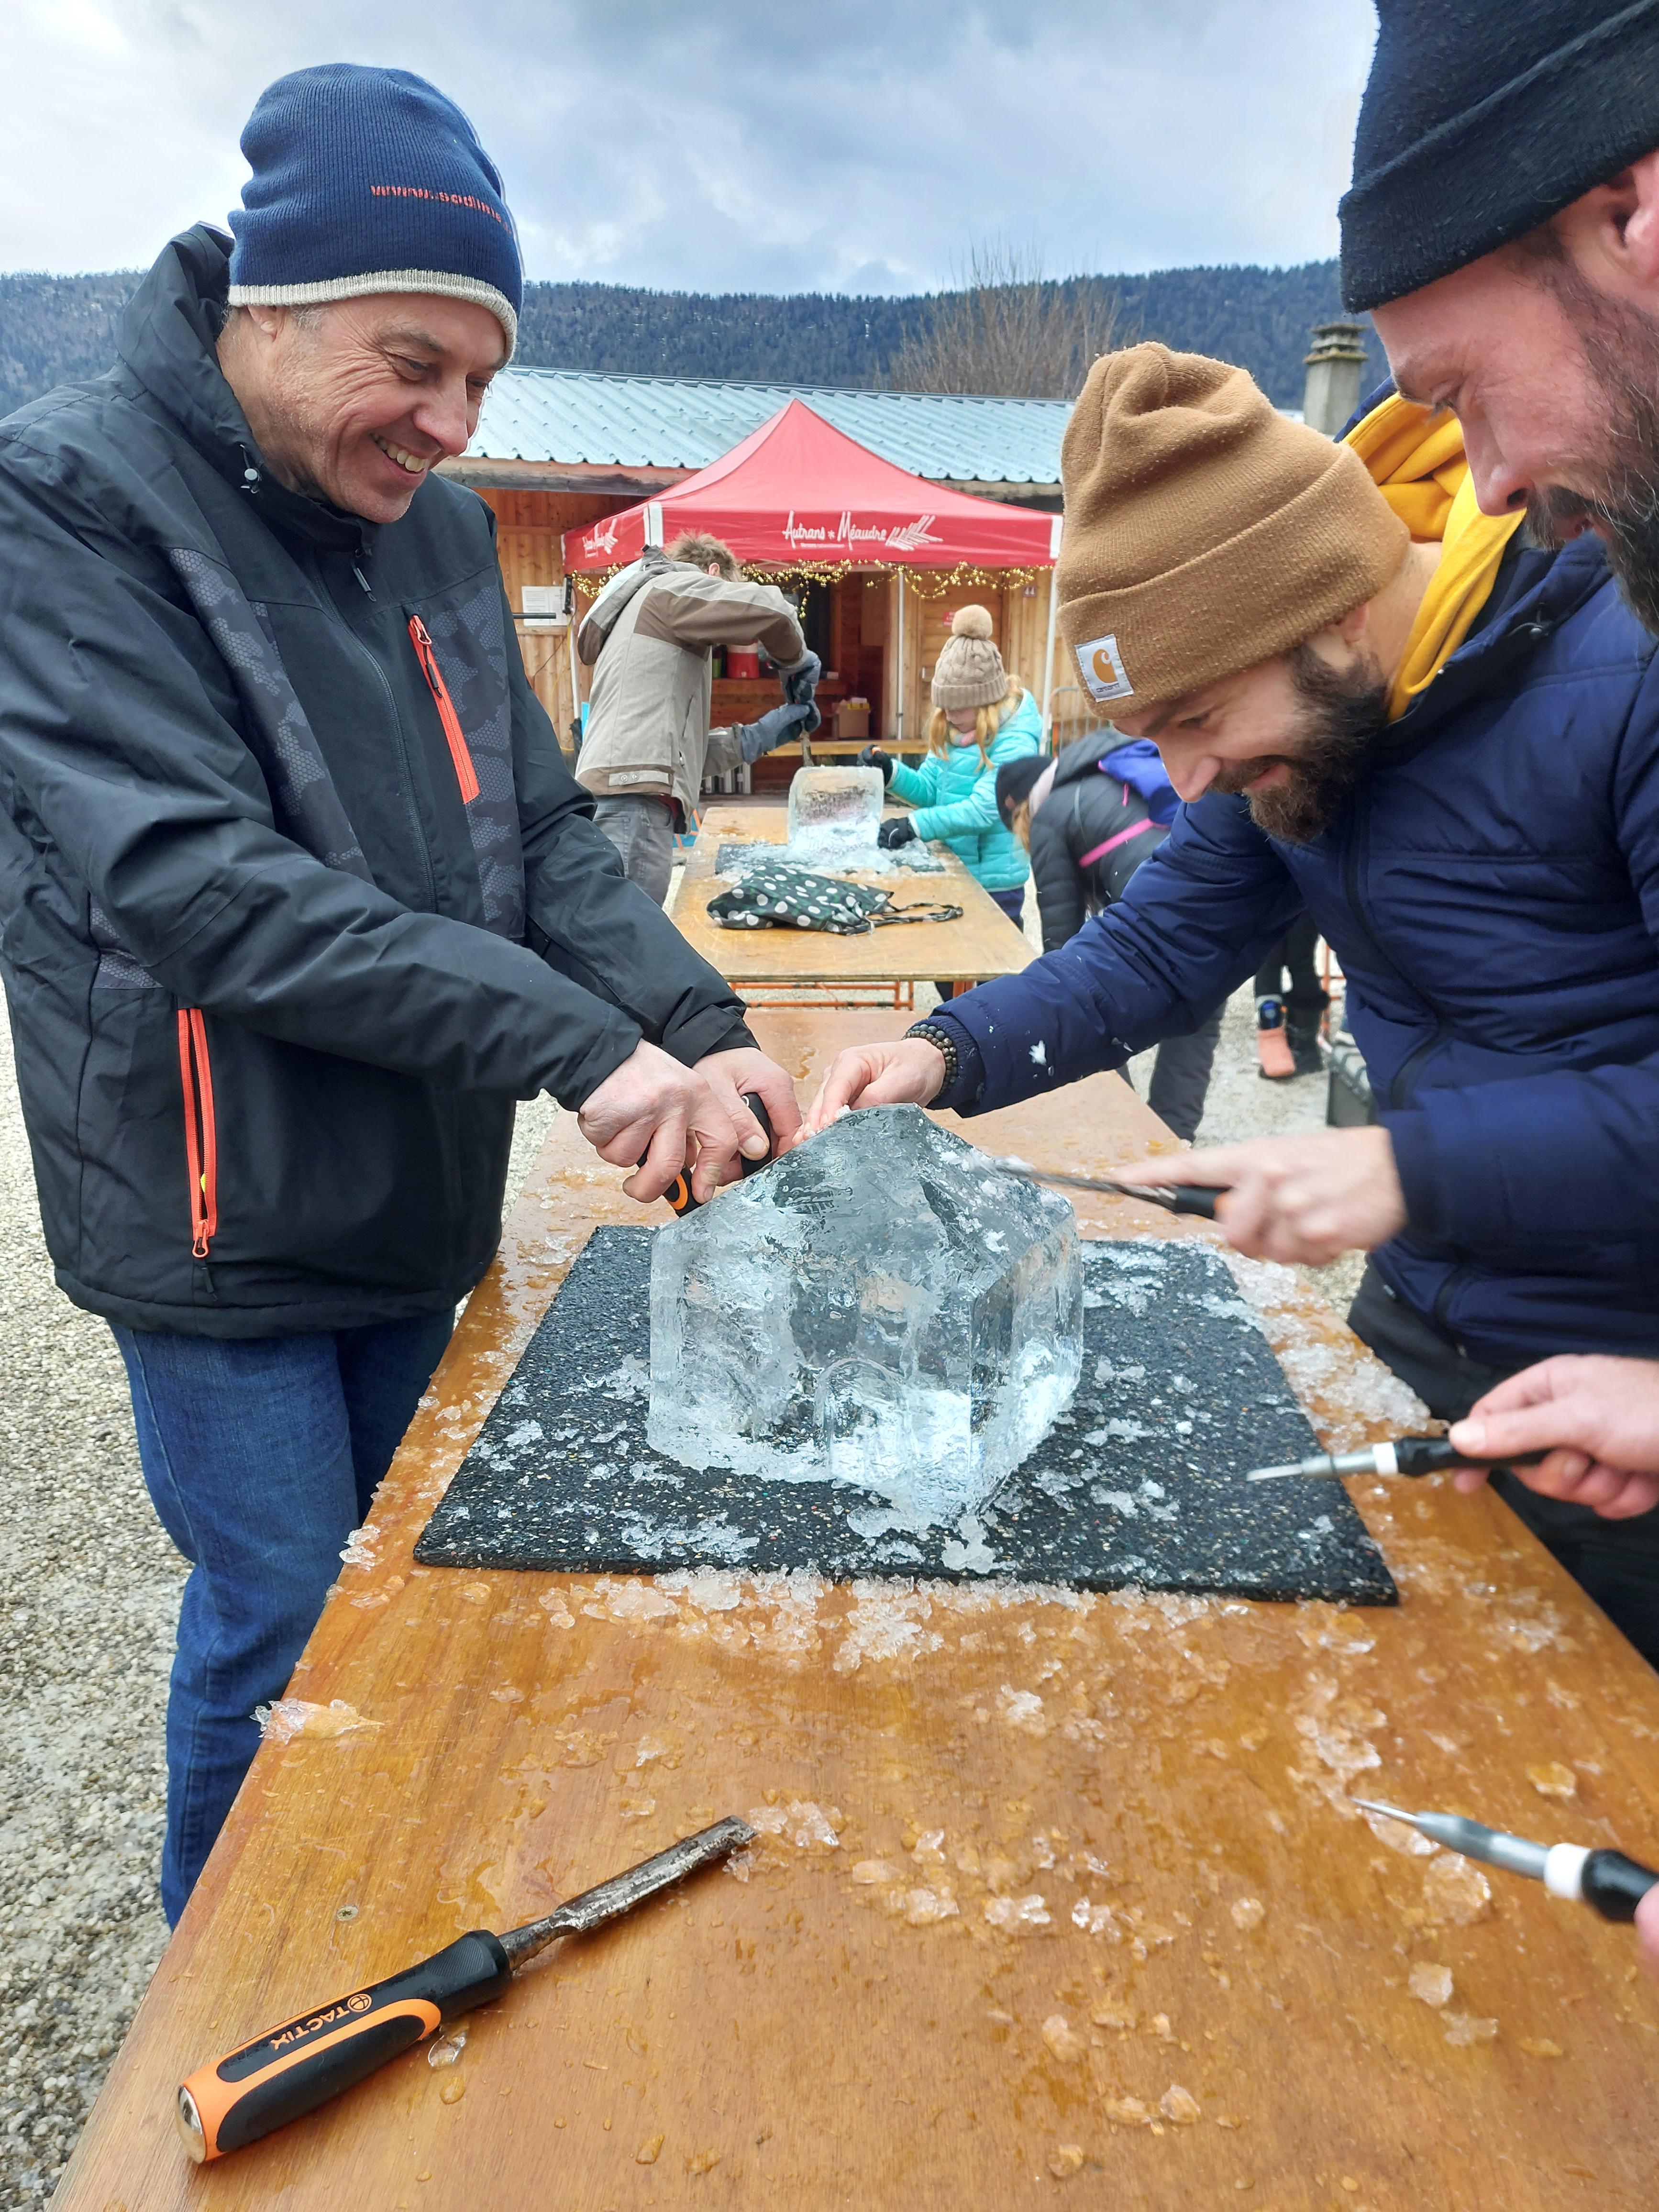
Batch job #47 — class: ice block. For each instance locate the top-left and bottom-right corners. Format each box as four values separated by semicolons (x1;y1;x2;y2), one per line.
647;1106;1083;1525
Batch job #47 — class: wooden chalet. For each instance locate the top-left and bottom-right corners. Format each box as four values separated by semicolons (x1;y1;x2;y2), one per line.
438;371;1079;771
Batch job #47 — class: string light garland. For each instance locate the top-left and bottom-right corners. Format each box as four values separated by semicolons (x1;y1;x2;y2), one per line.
571;559;1052;599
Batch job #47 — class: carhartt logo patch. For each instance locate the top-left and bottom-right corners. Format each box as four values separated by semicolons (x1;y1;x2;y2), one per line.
1076;633;1134;703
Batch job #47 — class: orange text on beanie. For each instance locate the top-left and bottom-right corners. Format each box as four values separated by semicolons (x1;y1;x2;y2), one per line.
1056;344;1408;714
930;605;1008;711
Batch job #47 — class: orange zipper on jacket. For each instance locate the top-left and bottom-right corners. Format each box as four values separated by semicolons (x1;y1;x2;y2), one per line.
177;1008;218;1260
407;615;480;803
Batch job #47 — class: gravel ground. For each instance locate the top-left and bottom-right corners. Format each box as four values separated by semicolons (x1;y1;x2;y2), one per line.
0;1057;553;2209
0;969;1336;2203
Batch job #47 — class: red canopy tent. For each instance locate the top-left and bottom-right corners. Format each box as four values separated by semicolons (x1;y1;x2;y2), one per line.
561;397;1062;573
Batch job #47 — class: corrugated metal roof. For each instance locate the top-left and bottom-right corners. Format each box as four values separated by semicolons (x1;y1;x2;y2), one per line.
468;368;1068;485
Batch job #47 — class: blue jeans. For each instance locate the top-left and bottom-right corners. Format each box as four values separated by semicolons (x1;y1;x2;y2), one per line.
112;1312;454;1924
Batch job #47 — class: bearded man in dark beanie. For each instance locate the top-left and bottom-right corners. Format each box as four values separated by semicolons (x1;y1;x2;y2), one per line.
1346;3;1659;628
801;341;1659;1670
1338;1;1659;1647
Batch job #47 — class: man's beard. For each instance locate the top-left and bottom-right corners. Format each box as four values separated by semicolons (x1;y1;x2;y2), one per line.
1520;248;1659;635
1209;644;1389;843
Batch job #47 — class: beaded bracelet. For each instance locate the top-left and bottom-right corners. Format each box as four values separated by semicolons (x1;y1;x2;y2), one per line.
904;1019;960;1099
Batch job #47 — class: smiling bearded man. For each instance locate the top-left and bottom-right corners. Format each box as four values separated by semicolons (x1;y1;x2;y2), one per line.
1206;641;1391;844
799;341;1659;1673
0;64;799;1924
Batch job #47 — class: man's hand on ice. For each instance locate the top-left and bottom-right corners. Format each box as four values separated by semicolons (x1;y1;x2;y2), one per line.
577;1040;750;1206
801;1038;947;1136
1111;1126;1407;1266
695;1046;803;1169
1449;1356;1659;1520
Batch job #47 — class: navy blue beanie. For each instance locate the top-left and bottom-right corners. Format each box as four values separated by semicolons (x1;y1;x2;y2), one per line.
1341;0;1659;311
228;64;521;352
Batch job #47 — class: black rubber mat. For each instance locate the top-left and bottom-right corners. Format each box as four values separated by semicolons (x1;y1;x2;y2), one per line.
415;1227;1396;1604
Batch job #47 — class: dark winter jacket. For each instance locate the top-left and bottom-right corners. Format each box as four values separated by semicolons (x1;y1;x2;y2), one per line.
930;533;1659;1370
1029;736;1173;950
0;228;752;1338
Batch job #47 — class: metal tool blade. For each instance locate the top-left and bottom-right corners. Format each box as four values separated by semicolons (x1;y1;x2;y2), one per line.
989;1157;1185;1212
498;1815;756;1969
1248;1450;1371;1482
1352;1798;1549;1879
1352;1797;1419;1828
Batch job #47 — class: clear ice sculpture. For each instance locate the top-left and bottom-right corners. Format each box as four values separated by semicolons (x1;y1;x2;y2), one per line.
785;766;885;862
648;1105;1083;1525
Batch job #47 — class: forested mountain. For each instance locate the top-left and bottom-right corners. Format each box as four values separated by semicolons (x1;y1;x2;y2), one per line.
0;260;1381;420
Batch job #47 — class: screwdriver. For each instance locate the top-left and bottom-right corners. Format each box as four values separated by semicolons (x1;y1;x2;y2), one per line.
1247;1435;1546;1482
175;1814;753;2163
989;1156;1222;1220
1353;1799;1659;1922
649;1094;774;1216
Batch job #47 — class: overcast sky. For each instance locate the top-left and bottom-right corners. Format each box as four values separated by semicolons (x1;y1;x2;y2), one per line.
7;0;1378;292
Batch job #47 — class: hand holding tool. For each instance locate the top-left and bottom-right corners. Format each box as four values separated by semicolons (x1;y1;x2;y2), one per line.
1353;1799;1659;1921
651;1094;774;1217
989;1155;1222;1221
1246;1435;1547;1482
176;1815;753;2163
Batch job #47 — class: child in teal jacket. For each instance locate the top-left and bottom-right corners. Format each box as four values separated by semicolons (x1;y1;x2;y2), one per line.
864;605;1042;918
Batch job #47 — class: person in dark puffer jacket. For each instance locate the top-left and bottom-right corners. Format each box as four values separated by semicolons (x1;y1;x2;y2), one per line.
805;343;1659;1669
995;738;1223;1141
0;68;800;1924
1342;0;1659;1586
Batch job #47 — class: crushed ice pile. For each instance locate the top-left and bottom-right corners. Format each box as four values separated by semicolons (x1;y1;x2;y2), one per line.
714;765;946;881
648;1105;1082;1525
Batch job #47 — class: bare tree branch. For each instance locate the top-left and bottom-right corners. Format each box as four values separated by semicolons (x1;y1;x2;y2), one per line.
886;242;1127;400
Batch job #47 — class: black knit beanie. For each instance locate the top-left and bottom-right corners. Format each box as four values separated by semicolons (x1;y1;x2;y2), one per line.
1341;0;1659;311
995;755;1048;829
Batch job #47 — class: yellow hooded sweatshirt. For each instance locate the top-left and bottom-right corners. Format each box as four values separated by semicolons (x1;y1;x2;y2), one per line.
1343;393;1525;721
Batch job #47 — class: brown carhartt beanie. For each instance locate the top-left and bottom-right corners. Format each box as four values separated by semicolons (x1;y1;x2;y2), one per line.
931;605;1008;709
1056;344;1409;714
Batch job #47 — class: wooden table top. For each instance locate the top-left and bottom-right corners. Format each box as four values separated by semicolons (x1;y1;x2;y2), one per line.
55;1011;1659;2210
671;800;1031;989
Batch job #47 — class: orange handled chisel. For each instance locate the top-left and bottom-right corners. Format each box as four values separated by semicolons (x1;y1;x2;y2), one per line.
176;1814;754;2162
647;1095;774;1217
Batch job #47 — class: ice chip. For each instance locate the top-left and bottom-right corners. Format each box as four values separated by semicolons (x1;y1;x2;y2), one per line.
1408;1961;1453;2008
648;1106;1082;1523
1423;1854;1492;1925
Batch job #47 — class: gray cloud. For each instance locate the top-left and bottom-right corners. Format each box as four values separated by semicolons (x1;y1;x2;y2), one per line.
4;0;1377;288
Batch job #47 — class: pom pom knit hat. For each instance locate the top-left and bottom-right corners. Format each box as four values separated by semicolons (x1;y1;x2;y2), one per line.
228;65;521;353
931;605;1009;710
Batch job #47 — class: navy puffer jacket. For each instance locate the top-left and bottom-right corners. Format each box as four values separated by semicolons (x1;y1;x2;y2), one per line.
932;535;1659;1369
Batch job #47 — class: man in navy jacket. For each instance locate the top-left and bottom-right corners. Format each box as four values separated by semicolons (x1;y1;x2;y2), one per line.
1333;0;1659;1616
806;343;1659;1664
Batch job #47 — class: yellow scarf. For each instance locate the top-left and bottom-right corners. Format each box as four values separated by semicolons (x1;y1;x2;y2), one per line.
1343;393;1525;719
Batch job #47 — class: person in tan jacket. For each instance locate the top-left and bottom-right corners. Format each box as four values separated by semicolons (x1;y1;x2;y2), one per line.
575;532;820;901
